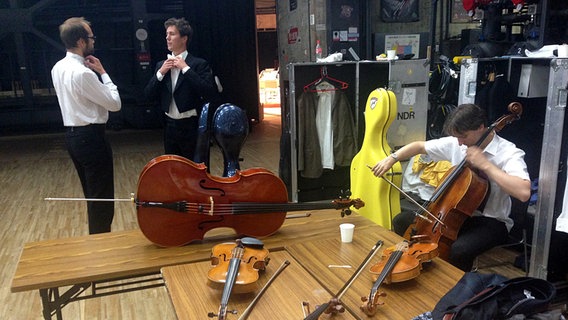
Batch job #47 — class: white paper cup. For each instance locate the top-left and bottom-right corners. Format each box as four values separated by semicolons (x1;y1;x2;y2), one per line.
339;223;355;243
387;50;396;60
558;44;568;58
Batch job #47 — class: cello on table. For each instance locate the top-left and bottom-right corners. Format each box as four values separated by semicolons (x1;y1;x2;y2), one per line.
136;155;364;247
47;155;364;247
401;102;523;259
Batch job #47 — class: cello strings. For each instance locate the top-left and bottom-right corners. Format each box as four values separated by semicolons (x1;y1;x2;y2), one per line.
46;197;351;215
185;202;333;214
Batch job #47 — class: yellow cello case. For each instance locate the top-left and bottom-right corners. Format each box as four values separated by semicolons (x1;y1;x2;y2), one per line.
350;88;402;229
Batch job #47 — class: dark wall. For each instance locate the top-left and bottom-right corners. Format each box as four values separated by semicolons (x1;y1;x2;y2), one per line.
258;31;278;71
0;0;261;134
183;0;260;122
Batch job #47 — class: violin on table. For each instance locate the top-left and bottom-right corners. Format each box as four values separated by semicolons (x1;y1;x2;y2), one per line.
208;237;269;319
360;240;438;316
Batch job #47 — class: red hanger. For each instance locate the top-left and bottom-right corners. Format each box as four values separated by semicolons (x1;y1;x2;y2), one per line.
303;66;349;93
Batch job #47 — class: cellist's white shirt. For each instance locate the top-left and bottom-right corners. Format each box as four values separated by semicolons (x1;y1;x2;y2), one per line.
557;160;568;233
51;52;121;126
424;134;530;232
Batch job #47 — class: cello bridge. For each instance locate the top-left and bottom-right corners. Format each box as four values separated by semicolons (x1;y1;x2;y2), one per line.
208;196;214;215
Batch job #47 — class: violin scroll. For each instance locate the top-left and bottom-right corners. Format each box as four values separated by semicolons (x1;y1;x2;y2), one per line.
360;290;387;316
332;198;365;210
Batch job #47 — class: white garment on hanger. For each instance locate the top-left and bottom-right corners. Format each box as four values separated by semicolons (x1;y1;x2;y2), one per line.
557;160;568;233
315;81;335;169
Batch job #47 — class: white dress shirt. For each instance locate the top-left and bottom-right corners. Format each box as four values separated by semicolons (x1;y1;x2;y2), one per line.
425;134;530;231
51;52;121;126
557;152;568;233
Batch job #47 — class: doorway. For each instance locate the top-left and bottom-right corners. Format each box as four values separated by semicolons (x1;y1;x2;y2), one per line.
256;0;280;116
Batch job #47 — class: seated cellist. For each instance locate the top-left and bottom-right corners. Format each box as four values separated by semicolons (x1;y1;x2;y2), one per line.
370;103;531;271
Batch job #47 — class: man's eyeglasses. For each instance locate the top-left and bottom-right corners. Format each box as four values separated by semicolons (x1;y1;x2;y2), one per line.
87;35;96;40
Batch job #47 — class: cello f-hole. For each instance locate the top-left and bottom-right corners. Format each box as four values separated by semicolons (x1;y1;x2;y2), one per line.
198;215;225;230
429;211;443;235
199;179;226;196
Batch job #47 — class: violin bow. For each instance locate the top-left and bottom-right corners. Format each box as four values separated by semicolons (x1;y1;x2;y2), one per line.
238;260;290;320
303;239;384;320
365;164;444;226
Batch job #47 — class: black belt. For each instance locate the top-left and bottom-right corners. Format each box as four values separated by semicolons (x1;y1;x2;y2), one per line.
66;123;106;132
165;116;196;123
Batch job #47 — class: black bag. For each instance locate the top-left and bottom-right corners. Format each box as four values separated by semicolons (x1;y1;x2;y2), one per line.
433;272;556;320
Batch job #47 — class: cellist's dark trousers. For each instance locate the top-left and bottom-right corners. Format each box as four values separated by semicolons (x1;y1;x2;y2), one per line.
393;213;508;271
65;124;115;234
164;116;198;161
449;216;508;271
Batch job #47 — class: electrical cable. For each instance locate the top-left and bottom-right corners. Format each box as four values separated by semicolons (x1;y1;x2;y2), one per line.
429;56;455;98
427;103;456;139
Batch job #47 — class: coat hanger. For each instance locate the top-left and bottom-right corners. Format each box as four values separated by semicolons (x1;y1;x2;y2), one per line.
303;66;349;93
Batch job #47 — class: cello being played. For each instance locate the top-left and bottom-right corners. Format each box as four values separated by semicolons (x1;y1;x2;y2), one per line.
371;103;531;271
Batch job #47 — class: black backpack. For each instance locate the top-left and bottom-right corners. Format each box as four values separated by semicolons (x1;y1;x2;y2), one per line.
433;272;556;320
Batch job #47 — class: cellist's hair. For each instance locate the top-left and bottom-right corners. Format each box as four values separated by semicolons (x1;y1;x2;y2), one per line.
59;17;90;49
443;103;488;136
164;17;193;44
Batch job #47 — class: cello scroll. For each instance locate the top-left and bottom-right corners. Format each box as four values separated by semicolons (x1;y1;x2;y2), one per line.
491;101;522;133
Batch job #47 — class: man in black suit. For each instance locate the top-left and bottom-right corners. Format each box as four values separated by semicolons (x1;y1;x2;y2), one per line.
145;17;217;160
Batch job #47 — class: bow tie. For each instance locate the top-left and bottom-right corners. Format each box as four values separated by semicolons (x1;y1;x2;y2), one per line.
168;54;182;60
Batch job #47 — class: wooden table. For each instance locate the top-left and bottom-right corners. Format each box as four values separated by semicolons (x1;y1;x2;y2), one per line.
10;210;375;319
161;213;465;320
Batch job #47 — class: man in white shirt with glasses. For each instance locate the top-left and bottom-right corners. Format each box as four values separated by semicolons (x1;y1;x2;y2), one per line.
51;17;121;234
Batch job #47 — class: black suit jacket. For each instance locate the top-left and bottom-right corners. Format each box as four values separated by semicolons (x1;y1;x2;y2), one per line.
145;54;216;114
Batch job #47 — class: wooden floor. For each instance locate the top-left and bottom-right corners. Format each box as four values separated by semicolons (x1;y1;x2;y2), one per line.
0;111;525;320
